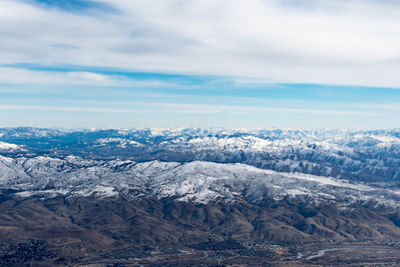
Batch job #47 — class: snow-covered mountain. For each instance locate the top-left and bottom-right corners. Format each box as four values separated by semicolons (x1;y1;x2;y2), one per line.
1;127;400;206
0;141;25;153
0;154;399;208
1;127;400;183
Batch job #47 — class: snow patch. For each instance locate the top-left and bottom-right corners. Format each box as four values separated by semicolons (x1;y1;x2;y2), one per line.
0;141;24;152
96;138;143;148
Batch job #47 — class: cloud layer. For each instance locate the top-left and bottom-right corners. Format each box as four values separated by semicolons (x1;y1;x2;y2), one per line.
1;0;400;87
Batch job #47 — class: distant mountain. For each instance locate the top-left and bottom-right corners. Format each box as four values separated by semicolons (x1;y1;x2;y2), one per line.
2;127;400;182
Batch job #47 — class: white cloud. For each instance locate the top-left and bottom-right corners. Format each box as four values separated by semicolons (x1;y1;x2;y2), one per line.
0;67;109;85
0;101;381;117
1;0;400;87
67;71;108;82
0;67;174;88
0;104;142;113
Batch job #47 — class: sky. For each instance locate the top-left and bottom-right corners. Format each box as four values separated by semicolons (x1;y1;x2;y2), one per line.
1;0;400;129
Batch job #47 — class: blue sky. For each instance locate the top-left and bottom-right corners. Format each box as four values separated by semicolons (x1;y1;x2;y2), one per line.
1;0;400;128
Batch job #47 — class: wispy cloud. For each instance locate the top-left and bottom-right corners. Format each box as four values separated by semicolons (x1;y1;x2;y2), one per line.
1;0;400;87
0;67;176;88
0;104;142;113
0;102;381;117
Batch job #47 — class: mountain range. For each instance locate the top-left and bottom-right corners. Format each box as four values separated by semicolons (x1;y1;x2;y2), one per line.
2;127;400;266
